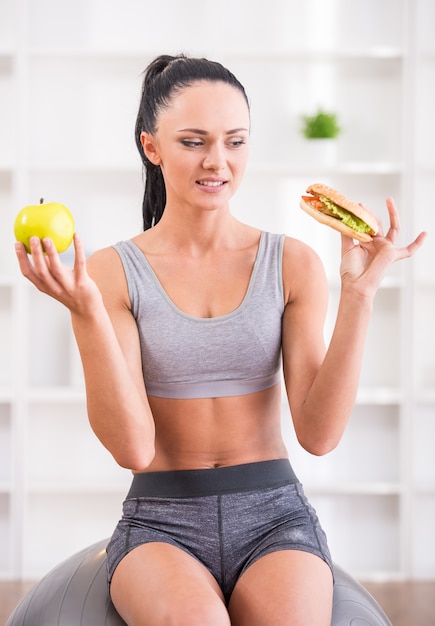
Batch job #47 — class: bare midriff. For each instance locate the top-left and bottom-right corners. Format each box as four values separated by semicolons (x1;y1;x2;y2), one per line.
138;383;288;472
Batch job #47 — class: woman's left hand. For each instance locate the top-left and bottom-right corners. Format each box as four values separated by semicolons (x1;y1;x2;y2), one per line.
339;197;427;297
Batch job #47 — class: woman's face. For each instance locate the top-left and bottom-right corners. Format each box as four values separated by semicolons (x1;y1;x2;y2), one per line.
141;80;250;214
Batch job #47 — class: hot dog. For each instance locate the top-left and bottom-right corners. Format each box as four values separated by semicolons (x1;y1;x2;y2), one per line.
300;183;378;242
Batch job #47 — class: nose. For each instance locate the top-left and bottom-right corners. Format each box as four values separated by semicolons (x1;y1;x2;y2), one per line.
202;143;225;171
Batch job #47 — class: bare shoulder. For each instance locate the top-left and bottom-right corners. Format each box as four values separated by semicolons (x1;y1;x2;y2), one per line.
86;245;124;283
282;235;323;267
86;245;129;309
282;236;327;304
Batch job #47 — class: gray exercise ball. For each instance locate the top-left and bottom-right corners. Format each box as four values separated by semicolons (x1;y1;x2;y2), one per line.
5;539;391;625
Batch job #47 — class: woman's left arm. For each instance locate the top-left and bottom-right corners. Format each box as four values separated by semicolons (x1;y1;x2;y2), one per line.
283;197;427;456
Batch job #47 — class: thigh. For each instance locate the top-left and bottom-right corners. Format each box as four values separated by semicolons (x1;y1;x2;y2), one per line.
228;550;333;626
110;542;230;626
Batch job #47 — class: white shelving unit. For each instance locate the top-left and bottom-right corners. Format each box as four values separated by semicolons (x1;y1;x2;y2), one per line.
0;0;433;580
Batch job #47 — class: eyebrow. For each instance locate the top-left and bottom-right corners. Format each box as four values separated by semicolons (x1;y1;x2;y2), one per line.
177;128;249;135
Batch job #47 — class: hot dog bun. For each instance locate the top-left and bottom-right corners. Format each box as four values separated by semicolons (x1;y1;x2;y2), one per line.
300;183;378;243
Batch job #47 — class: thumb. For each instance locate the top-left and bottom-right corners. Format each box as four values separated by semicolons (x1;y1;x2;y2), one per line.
340;233;357;258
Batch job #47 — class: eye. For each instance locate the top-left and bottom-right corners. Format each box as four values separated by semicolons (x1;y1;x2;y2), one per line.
228;138;246;148
181;139;203;148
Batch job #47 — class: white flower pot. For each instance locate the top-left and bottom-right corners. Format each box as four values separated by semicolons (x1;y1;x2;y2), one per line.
304;138;338;167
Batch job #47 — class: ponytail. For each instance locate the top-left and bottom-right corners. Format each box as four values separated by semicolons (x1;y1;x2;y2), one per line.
142;164;166;230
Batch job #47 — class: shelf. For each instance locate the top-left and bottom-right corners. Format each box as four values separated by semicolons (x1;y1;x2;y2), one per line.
27;387;86;403
27;163;140;174
0;278;15;288
412;406;435;490
19;160;406;179
23;385;405;407
247;161;404;176
22;160;406;176
24;481;405;498
410;494;435;577
0;389;14;402
25;47;406;62
26;480;131;495
305;483;402;496
0;287;14;389
415;390;435;404
22;491;123;578
0;165;14;175
28;49;153;60
0;63;16;177
413;290;435;392
311;492;401;575
0;492;12;575
0;405;12;486
0;53;13;68
228;48;405;61
323;289;403;390
416;164;435;175
20;387;410;406
328;277;404;291
414;279;435;291
0;271;17;293
356;388;403;405
413;484;435;496
418;51;435;61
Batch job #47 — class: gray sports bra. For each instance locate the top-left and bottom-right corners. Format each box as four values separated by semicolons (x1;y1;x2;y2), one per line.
113;231;286;399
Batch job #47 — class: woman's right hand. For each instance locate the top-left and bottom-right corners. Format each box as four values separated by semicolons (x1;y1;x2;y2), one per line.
15;233;103;315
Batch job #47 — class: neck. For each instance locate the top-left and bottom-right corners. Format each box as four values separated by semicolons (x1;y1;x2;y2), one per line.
152;205;243;253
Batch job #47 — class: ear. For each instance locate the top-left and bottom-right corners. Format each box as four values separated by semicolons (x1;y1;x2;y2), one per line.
140;132;161;165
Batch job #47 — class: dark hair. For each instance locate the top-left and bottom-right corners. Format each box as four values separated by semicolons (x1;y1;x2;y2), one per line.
135;54;250;230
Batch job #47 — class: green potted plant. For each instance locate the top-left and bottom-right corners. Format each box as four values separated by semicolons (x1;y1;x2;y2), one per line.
301;108;341;165
301;109;341;139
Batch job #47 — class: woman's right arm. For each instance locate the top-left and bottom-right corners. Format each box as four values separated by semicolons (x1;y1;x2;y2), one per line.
15;234;155;471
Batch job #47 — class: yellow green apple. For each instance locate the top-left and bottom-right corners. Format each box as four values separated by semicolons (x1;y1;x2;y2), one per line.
14;198;75;253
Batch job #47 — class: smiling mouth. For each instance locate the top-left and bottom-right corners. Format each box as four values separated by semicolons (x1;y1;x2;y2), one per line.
197;180;226;187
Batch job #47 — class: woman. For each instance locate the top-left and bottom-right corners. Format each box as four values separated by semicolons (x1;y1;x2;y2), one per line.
16;54;426;625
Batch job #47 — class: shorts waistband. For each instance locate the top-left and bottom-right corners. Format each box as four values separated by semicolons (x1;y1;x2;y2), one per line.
127;458;298;499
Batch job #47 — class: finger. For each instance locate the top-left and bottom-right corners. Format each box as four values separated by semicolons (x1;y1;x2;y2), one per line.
395;231;428;261
28;237;68;296
29;236;49;271
15;241;35;277
15;237;53;293
384;197;400;243
359;202;384;236
43;234;89;298
341;232;357;257
41;237;65;277
72;233;87;275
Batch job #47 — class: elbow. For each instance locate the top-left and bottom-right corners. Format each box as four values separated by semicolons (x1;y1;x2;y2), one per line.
297;433;340;457
294;408;347;456
113;442;156;472
303;442;336;457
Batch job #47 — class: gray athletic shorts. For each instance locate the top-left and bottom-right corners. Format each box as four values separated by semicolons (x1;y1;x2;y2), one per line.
106;459;333;604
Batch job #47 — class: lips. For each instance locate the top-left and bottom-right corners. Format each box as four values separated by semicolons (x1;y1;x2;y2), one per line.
197;179;227;187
